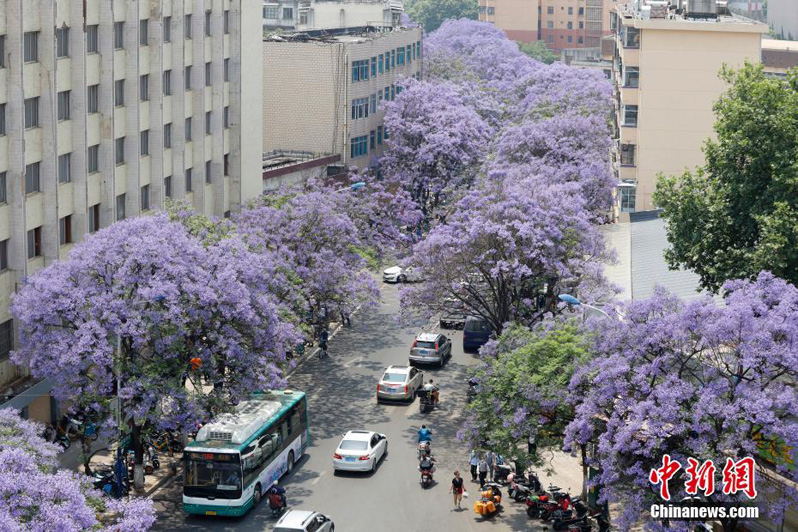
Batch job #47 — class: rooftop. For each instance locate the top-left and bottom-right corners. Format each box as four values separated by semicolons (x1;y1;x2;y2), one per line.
618;1;768;33
265;24;414;43
762;38;798;51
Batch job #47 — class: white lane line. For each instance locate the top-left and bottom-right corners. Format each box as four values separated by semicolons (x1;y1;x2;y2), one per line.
344;356;363;367
311;470;326;486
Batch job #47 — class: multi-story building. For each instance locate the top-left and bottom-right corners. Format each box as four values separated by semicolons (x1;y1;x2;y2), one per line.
0;0;263;424
767;0;798;40
608;0;766;213
263;0;403;32
263;26;422;169
479;0;617;50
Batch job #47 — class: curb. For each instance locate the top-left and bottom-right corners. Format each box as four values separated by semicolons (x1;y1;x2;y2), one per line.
285;304;362;379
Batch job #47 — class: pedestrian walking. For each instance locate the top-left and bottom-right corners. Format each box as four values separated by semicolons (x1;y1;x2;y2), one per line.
450;470;464;509
469;450;479;482
478;455;488;488
486;450;496;482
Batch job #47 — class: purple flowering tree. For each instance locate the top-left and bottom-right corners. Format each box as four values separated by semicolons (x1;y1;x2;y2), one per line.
11;215;297;489
566;272;798;531
0;408;155;530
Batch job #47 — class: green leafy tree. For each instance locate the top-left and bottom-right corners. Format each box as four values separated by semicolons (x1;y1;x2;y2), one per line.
519;41;558;65
654;63;798;292
405;0;478;33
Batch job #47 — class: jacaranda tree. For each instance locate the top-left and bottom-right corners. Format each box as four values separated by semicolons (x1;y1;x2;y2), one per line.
0;408;155;531
11;215;298;489
566;272;798;531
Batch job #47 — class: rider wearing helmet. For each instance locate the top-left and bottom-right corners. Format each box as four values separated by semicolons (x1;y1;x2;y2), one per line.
266;479;287;508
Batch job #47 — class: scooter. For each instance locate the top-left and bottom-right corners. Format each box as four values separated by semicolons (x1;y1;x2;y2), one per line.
552;499;588;530
534;487;573;521
417;441;432;460
418;389;435;413
473;482;503;519
268;492;286;518
419;466;435;488
509;473;542;502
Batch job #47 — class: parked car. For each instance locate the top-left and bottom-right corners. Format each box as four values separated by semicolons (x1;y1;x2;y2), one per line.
377;365;424;402
439;298;468;329
332;430;388;473
409;332;452;367
274;510;335;532
463;316;494;352
382;266;422;283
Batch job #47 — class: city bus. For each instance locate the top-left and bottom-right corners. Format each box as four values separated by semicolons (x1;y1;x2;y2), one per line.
182;390;309;517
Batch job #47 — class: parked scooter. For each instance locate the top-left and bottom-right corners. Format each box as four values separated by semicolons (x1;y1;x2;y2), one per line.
552;498;589;530
528;485;572;520
473;482;503;518
508;470;542;502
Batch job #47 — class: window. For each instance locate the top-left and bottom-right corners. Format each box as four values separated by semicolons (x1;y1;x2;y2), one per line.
59;215;72;245
568;6;573;15
205;62;211;86
140;19;149;45
224;58;230;81
379;54;384;74
163;70;172;95
370;94;376;115
397;47;405;66
384;126;389;140
24;98;39;129
164;176;172;198
622;26;640;48
371;57;377;77
282;7;293;20
547;34;554;43
115;137;125;165
578;36;584;44
0;320;12;361
622;105;638;127
407;44;412;62
164;123;172;148
223;106;229;128
352;60;369;82
487;6;495;15
205;111;211;134
619;181;636;213
350;135;368;158
370;130;376;151
377;90;383;105
185;66;192;89
185;168;193;192
116;194;126;221
27;227;41;259
547;6;554;14
88;145;99;173
58;153;71;183
0;36;5;67
141;184;150;211
567;36;573;43
205;160;212;183
385;85;390;101
205;11;212;36
56;27;69;58
620;144;636;166
88;85;99;114
0;104;4;136
391;84;395;100
579;21;584;29
185;14;193;39
264;6;278;19
567;21;573;29
57;91;70;121
185;118;192;141
0;240;6;271
88;204;100;233
140;74;149;101
299;12;308;24
579;7;585;15
0;172;6;203
224;10;230;34
351;97;369;120
547;21;554;29
164;17;172;42
24;31;38;62
391;50;395;69
224;154;230;176
140;130;149;156
114;22;124;49
115;79;124;107
623;66;639;88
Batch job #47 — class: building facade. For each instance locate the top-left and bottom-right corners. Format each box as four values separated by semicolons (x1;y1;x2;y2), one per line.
263;26;422;168
263;0;403;32
0;0;263;424
479;0;617;50
608;1;765;213
767;0;798;41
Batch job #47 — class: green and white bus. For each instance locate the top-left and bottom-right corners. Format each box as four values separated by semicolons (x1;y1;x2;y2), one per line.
183;390;309;517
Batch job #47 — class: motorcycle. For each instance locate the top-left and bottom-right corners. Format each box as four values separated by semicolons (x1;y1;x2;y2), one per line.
473;482;503;518
552;499;589;530
566;513;612;532
419;465;435;488
494;462;514;484
417;441;432;460
508;471;542;502
528;486;572;520
268;491;286;518
418;388;435;413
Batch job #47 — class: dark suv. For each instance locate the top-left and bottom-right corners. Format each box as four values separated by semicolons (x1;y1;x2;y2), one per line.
462;316;493;352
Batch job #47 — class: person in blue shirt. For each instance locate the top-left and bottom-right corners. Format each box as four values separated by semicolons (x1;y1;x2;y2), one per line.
418;424;432;443
267;480;287;508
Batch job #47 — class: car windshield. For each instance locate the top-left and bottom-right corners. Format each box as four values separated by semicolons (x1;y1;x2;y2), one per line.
465;319;491;332
382;373;406;383
339;439;369;451
415;341;436;349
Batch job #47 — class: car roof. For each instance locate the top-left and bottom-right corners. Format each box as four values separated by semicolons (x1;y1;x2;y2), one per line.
384;365;411;373
416;332;440;341
342;430;374;441
276;510;317;527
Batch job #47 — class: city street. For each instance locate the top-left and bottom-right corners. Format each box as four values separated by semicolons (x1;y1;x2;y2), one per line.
151;282;575;531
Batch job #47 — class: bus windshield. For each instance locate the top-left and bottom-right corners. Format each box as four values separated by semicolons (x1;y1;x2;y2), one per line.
184;451;243;500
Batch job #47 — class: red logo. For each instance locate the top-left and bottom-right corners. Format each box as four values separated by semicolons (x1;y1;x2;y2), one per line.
649;454;682;501
649;455;757;500
722;457;757;499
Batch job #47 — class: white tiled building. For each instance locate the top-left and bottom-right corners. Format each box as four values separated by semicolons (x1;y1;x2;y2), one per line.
0;0;263;423
263;0;403;31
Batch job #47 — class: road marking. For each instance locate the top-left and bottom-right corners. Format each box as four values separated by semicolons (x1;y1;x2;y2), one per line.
344;356;363;367
311;470;326;486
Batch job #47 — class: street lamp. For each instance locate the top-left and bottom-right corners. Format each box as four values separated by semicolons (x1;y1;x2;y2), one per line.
558;293;611;320
334;181;366;193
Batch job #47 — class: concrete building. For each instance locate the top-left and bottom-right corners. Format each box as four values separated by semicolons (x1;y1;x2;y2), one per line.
479;0;617;50
761;38;798;77
263;0;403;32
263;26;422;169
767;0;798;40
607;0;766;213
0;0;264;424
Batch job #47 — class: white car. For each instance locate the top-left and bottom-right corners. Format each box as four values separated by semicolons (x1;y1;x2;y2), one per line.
332;430;388;473
382;266;422;283
274;510;335;532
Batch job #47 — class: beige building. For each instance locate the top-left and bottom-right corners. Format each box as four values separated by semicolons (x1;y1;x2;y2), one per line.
263;0;403;31
0;0;263;424
608;1;766;213
263;26;422;169
479;0;617;50
767;0;798;40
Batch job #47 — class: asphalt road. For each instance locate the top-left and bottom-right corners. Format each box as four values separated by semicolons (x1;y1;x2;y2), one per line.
153;282;547;532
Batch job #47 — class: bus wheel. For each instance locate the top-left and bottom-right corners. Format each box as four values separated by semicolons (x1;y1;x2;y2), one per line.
287;451;295;475
253;484;261;508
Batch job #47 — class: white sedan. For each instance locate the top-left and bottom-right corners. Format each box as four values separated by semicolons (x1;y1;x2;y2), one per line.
332;430;388;473
382;266;422;283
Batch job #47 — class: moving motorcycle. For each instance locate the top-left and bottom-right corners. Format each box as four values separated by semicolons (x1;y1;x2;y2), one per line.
473;482;503;518
417;388;435;413
419;455;436;488
417;441;432;460
268;492;286;518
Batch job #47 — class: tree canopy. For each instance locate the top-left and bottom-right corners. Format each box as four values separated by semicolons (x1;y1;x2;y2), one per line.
655;64;798;292
405;0;478;33
518;41;558;65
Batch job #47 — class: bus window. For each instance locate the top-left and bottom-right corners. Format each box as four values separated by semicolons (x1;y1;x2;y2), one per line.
279;421;289;447
299;397;308;425
289;407;301;437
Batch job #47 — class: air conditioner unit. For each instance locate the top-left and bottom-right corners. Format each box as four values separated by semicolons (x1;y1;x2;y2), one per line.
687;0;717;18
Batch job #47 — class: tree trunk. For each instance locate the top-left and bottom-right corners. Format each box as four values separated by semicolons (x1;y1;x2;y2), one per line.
82;436;93;476
132;424;145;491
580;443;588;502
